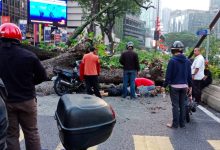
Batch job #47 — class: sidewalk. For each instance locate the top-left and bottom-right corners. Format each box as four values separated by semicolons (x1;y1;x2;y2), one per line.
202;84;220;112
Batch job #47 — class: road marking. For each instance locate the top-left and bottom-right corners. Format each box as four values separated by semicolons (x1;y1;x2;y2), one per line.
207;140;220;150
19;129;24;142
198;105;220;123
55;142;98;150
133;135;174;150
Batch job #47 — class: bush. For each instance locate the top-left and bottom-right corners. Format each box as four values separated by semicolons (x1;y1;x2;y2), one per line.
209;65;220;79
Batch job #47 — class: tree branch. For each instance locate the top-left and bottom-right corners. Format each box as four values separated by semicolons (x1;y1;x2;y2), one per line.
133;0;155;10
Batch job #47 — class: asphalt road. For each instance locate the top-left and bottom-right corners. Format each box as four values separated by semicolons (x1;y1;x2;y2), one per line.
19;94;220;150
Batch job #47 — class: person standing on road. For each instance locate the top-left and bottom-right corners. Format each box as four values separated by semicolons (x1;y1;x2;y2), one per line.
164;41;192;128
119;41;140;99
191;47;205;104
81;47;102;98
0;23;47;150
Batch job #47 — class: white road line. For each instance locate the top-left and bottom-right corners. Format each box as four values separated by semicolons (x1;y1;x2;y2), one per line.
207;140;220;150
198;105;220;123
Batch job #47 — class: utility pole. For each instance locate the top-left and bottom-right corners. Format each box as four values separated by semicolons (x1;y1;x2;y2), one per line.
154;0;160;51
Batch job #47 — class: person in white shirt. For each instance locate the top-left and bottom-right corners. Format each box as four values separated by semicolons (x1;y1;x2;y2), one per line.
191;47;205;103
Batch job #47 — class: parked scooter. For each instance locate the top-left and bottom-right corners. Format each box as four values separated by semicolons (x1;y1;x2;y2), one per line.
52;61;85;96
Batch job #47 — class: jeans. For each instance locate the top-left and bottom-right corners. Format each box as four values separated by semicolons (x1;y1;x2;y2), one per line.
6;99;41;150
170;87;187;128
137;85;155;96
122;70;137;98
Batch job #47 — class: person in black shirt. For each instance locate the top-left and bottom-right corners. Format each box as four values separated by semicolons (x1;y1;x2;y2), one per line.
0;23;47;150
201;62;212;90
119;41;140;99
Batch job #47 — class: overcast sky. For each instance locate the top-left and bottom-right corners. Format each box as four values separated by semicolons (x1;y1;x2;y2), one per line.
161;0;210;10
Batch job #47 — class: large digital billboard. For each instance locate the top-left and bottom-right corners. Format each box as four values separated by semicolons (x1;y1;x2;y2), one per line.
28;0;67;26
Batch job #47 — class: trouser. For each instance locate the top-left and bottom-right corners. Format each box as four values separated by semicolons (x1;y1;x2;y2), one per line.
84;75;102;98
170;87;187;128
122;70;137;98
192;80;202;103
6;99;41;150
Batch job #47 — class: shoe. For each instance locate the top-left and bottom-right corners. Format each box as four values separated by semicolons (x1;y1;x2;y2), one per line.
122;95;126;98
180;125;185;128
166;123;178;129
130;96;137;100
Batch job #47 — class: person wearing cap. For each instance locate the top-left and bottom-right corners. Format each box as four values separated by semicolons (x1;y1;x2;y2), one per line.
0;23;47;150
119;41;140;99
164;41;192;129
191;47;205;103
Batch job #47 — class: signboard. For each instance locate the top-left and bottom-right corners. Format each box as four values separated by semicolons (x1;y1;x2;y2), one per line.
44;27;51;42
28;0;67;26
196;29;210;36
1;16;10;24
19;20;27;40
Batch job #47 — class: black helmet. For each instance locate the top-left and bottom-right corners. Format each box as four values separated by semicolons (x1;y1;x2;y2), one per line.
171;41;184;54
126;41;134;49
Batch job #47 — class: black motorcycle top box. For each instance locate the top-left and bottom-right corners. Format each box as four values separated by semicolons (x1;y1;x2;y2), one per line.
55;94;116;150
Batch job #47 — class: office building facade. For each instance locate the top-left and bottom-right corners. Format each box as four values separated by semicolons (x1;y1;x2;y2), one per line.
123;14;146;46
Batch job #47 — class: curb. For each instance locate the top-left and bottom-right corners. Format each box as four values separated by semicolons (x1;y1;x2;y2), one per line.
202;85;220;112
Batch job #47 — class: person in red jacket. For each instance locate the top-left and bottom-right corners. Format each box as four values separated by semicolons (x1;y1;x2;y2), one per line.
81;47;101;98
135;78;156;96
135;78;154;87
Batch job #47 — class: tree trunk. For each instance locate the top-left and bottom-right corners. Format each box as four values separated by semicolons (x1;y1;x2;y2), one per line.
107;30;114;52
41;46;86;78
66;0;117;46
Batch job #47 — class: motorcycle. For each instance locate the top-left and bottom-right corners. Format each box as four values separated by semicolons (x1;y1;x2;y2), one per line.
185;96;197;123
52;61;85;96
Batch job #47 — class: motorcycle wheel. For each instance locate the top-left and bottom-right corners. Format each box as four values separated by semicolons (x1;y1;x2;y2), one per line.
54;77;71;96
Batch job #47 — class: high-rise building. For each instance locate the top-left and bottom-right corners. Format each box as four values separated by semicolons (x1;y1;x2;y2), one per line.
123;14;146;46
210;0;220;11
169;10;211;34
67;1;87;33
1;0;27;25
209;0;220;38
162;8;171;33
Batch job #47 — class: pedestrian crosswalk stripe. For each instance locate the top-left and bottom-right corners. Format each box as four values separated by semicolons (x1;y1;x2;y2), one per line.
19;129;24;142
207;140;220;150
55;142;98;150
133;135;174;150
